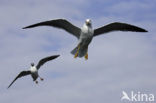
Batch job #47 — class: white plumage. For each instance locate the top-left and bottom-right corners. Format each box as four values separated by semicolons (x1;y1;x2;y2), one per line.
71;19;94;58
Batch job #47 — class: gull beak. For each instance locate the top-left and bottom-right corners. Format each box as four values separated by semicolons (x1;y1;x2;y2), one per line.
86;22;89;25
86;21;91;26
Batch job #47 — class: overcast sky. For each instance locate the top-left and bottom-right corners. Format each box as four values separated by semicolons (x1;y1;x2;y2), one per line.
0;0;156;103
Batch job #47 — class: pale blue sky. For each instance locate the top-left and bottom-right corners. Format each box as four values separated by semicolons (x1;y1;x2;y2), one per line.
0;0;156;103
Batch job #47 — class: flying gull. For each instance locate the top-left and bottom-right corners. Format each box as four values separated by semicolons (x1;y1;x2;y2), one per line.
23;19;148;60
8;55;60;88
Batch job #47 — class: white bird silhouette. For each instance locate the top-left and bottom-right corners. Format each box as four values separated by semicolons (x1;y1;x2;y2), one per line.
121;91;131;101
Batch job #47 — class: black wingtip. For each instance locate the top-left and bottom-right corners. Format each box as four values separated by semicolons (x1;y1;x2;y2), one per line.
55;55;60;58
53;55;60;59
7;85;10;89
135;28;148;32
22;26;29;29
144;29;148;32
140;28;148;32
22;25;35;29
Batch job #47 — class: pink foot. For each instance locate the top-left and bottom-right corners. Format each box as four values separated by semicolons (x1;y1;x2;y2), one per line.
40;78;44;81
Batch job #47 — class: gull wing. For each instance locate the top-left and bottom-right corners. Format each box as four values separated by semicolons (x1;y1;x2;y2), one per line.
36;55;60;70
94;22;148;36
8;71;31;89
23;19;81;38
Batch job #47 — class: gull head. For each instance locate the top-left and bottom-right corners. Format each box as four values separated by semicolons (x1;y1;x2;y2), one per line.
31;63;35;67
85;19;92;26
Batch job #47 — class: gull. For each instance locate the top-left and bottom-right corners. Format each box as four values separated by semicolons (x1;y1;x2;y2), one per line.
7;55;60;88
23;19;148;60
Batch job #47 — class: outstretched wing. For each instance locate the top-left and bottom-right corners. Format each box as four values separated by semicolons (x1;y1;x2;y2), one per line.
94;22;148;36
36;55;60;70
23;19;81;38
8;71;31;88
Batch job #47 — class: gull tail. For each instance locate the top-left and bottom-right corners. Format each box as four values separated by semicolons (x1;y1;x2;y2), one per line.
71;47;78;55
71;47;87;58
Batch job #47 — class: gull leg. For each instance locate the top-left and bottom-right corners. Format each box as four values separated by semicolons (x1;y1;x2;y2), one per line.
84;48;88;60
74;44;80;58
40;77;44;81
39;75;44;81
84;52;88;60
35;80;38;84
